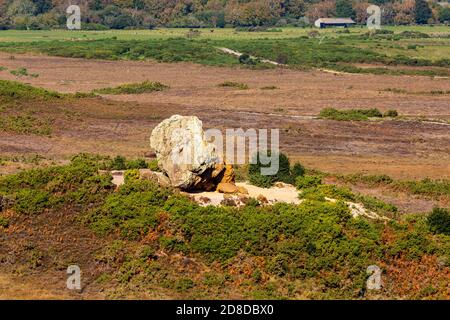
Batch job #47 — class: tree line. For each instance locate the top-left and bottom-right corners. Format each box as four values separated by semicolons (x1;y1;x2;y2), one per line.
0;0;449;30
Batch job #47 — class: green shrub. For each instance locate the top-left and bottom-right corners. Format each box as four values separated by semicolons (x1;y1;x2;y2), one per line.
0;153;113;212
0;80;62;100
125;158;148;169
300;184;355;202
148;159;160;171
175;278;195;292
295;175;322;190
0;115;53;136
291;162;305;178
356;195;398;216
124;169;140;184
395;178;450;198
248;152;303;187
319;108;383;121
13;189;50;215
239;54;256;65
384;109;398;117
84;179;171;239
0;216;9;228
427;208;450;236
218;81;249;90
93;81;168;95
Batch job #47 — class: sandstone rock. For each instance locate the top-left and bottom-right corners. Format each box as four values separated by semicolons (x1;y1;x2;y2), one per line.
220;164;235;184
217;182;239;194
150;115;223;190
237;186;249;194
144;150;157;158
257;194;269;204
140;169;171;187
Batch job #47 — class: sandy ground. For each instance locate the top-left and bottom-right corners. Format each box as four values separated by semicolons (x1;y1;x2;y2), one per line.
190;182;301;206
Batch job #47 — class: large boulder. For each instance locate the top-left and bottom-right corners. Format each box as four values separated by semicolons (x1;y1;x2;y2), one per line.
150;115;227;190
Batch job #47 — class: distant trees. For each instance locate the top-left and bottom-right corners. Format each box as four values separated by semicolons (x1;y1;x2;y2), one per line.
415;0;432;24
438;7;450;23
0;0;447;29
336;0;355;19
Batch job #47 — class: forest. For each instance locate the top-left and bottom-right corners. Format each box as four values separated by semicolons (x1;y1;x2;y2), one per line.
0;0;449;30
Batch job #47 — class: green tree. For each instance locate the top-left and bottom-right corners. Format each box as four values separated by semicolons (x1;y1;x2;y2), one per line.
336;0;355;19
438;7;450;22
7;0;36;17
415;0;432;24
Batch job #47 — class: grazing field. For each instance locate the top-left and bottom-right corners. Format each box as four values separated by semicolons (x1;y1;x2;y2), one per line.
0;27;449;300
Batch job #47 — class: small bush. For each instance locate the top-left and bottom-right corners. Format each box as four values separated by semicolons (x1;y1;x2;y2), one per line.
218;81;249;90
103;156;148;171
148;159;160;171
248;152;302;187
319;108;383;121
384;109;398;117
0;216;9;228
93;81;168;95
427;208;450;236
300;184;355;202
239;54;256;65
295;175;322;190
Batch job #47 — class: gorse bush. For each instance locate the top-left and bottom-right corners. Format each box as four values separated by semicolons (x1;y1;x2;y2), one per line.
84;178;172;240
93;81;168;95
217;81;249;89
295;175;322;190
427;207;450;236
319;108;386;121
1;155;449;298
384;109;399;117
101;156;149;171
0;153;113;214
248;152;304;187
0;80;62;100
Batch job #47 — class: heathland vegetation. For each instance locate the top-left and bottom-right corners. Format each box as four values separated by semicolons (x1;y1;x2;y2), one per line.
1;26;449;76
1;154;449;299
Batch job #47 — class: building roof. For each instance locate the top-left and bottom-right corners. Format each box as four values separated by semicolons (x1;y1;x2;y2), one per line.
315;18;356;24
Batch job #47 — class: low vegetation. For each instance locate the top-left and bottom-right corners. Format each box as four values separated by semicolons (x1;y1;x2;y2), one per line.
248;152;304;188
93;81;168;95
319;108;398;121
0;154;448;299
1;29;449;76
217;81;249;90
337;173;450;200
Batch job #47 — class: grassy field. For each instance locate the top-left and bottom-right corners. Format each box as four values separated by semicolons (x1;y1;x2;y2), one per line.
0;26;449;41
0;26;449;75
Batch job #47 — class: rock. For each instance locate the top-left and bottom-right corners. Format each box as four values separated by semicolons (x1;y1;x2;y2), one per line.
237;186;249;194
140;169;171;187
220;164;235;184
150;115;223;190
274;182;292;188
217;182;239;194
257;194;269;204
144;150;157;158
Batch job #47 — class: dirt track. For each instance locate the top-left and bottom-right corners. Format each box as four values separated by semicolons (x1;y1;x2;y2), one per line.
0;53;449;179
